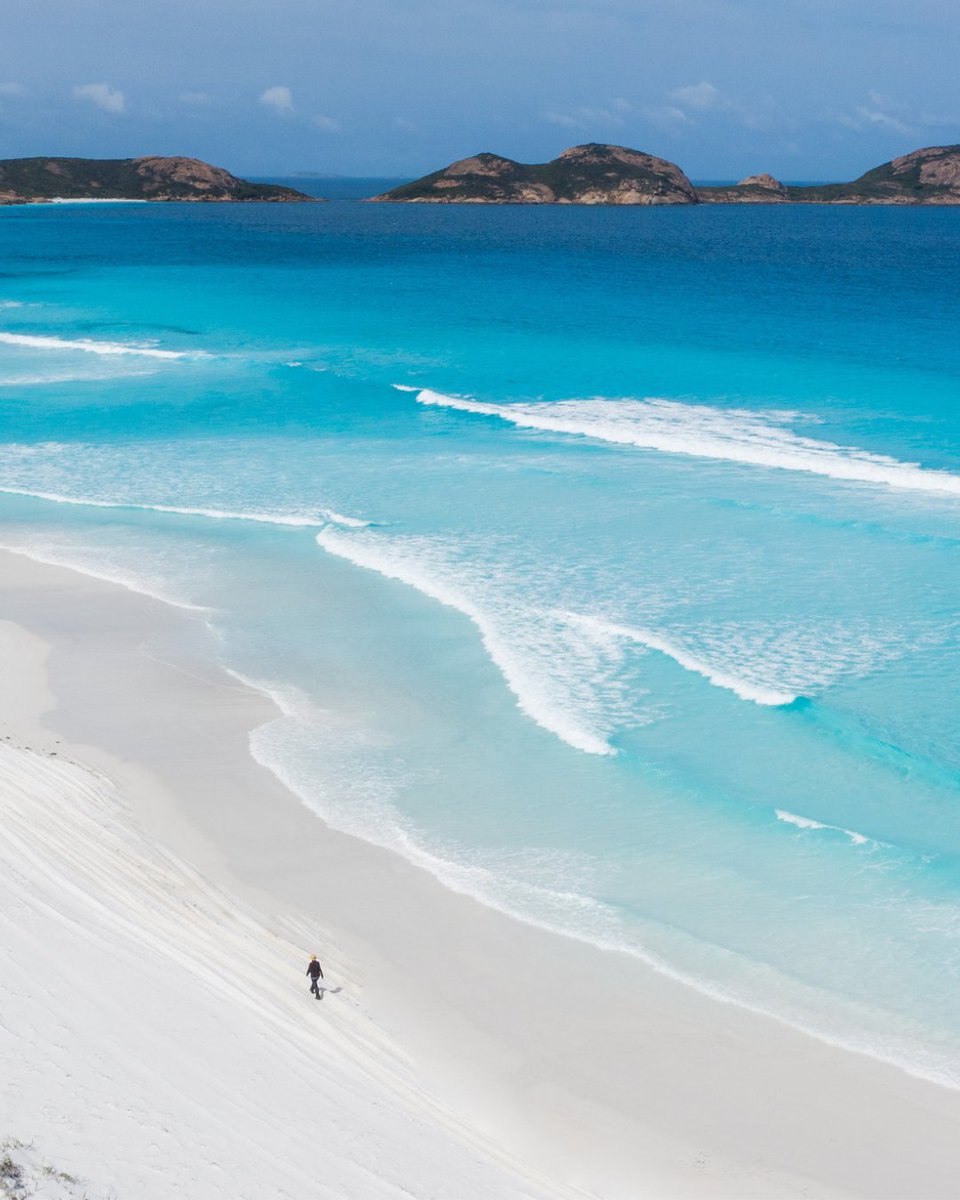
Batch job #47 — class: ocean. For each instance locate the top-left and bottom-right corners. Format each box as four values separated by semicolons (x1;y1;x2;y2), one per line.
1;193;958;1085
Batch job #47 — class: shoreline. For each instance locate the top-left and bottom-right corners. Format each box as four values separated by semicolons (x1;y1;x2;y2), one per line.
3;547;960;1196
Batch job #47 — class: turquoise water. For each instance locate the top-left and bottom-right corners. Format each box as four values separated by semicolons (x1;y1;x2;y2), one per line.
1;197;959;1083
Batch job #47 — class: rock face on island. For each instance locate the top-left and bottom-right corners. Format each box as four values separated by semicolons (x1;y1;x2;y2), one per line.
370;144;698;205
0;156;313;204
699;147;960;204
372;142;960;207
698;173;789;203
789;145;960;204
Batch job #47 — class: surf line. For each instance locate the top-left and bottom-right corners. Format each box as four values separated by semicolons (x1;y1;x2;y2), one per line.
314;526;617;757
567;613;797;707
774;809;878;847
411;388;960;498
0;486;370;530
0;331;204;360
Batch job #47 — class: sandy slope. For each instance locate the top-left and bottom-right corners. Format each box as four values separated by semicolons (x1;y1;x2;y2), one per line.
0;620;564;1200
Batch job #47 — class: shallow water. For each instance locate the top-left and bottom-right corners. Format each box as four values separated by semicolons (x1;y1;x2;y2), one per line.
1;196;959;1083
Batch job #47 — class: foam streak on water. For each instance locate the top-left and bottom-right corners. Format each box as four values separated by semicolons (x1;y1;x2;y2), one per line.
0;332;198;360
416;389;960;496
775;808;873;846
569;613;798;706
0;485;369;529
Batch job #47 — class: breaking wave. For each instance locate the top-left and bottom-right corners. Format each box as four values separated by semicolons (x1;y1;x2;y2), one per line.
414;389;960;497
569;614;798;706
775;809;876;847
0;331;202;360
315;526;637;756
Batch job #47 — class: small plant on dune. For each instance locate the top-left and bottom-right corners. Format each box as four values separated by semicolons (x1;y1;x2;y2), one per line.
0;1150;24;1197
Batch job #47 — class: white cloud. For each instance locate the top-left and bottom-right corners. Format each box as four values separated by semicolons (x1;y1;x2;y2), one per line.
313;114;340;132
868;90;897;110
73;82;125;113
838;106;911;135
259;85;293;114
544;110;590;131
179;90;213;107
668;81;727;112
392;116;418;134
0;82;26;98
544;100;632;131
836;92;917;136
642;105;695;129
663;82;788;135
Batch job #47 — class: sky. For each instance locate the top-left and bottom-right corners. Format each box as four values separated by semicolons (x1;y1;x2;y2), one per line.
1;0;958;180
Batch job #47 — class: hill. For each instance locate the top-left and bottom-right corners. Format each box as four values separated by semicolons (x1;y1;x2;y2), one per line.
373;143;960;206
370;144;698;204
0;156;314;204
697;173;790;203
785;145;960;204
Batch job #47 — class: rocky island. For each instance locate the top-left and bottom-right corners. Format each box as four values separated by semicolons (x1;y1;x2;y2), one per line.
697;173;790;203
0;156;313;204
371;144;698;205
374;142;960;206
786;144;960;203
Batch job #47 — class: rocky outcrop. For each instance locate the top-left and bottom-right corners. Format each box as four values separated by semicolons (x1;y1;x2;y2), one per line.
0;156;314;203
374;142;960;207
738;173;787;192
697;173;789;203
791;145;960;204
370;144;698;205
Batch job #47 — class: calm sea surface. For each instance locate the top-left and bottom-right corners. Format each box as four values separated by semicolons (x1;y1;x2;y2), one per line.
1;192;959;1083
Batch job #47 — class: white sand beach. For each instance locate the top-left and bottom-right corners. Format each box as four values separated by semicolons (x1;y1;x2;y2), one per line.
2;546;960;1199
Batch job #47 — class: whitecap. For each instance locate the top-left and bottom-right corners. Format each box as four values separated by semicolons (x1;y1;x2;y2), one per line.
414;389;960;498
569;614;797;706
315;526;624;756
0;331;200;360
775;809;872;846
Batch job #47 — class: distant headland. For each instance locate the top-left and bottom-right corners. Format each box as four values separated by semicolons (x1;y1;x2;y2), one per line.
0;156;314;204
371;142;960;205
4;145;959;207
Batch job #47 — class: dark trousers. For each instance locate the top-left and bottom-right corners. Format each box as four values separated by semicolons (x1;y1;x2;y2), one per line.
309;976;322;996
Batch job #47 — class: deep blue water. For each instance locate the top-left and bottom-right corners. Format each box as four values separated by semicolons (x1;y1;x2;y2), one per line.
1;194;959;1083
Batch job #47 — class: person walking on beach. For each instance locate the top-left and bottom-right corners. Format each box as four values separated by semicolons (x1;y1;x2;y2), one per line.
306;954;324;999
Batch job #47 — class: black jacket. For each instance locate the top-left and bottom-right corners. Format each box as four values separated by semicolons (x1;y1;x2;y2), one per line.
306;960;323;980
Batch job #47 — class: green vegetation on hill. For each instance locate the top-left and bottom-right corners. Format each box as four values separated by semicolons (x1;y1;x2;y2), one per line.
377;143;960;206
0;156;313;203
785;146;960;202
373;144;697;205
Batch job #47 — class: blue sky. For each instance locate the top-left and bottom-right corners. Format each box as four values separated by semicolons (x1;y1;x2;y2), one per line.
1;0;958;179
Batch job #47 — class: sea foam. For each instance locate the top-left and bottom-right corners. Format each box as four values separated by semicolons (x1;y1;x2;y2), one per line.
415;389;960;497
0;332;199;360
775;809;873;846
315;526;630;756
569;614;797;706
0;485;369;529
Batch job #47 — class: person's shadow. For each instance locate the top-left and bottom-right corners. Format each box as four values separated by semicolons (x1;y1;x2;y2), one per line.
315;985;343;1001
